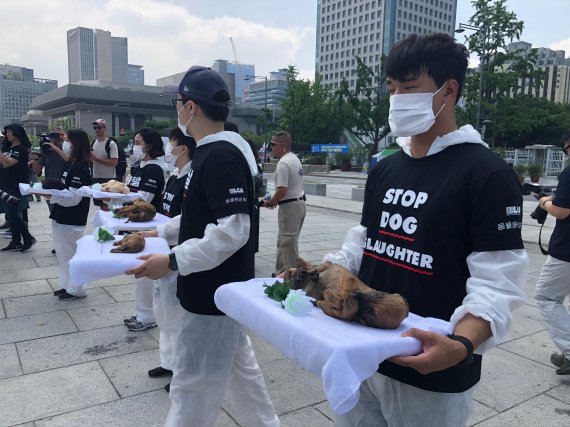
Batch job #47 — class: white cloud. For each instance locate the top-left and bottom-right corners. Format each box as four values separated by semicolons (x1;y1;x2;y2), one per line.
548;38;570;56
2;0;315;86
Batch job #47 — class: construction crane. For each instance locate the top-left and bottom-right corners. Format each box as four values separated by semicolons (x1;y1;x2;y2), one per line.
229;37;240;64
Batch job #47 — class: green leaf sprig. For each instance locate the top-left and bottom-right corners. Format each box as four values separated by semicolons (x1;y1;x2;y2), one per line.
97;227;115;243
263;280;292;303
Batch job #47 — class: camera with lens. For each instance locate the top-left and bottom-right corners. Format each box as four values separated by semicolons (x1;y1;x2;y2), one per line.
0;189;20;207
38;132;61;152
522;183;555;224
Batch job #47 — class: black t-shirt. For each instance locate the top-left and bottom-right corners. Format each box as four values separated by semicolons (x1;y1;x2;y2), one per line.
549;166;570;262
358;144;524;392
126;163;165;212
0;144;29;196
161;173;187;218
177;141;255;315
50;161;92;226
40;149;67;180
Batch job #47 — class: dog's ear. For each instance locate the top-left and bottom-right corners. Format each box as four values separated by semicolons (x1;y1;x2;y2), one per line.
295;257;312;270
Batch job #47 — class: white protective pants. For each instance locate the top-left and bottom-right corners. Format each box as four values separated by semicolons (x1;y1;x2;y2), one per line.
152;272;178;370
535;255;570;359
164;302;280;427
53;222;86;297
134;277;155;323
335;372;474;427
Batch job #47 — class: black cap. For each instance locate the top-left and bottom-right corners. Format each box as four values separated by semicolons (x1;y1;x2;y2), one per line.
164;66;230;107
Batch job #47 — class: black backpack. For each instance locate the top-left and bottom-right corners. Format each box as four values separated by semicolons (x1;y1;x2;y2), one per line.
91;138;127;179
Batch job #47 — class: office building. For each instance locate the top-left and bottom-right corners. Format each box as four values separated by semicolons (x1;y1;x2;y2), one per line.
67;27;130;84
128;64;145;85
507;41;570;104
212;59;255;103
245;69;288;110
0;65;57;127
316;0;457;90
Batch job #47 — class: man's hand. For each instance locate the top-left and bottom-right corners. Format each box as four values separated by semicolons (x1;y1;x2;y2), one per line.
262;199;276;210
389;328;468;374
126;254;170;279
138;230;158;238
91;153;100;163
539;195;554;207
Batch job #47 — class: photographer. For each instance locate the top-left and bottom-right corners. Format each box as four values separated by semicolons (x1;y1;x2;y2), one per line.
534;130;570;375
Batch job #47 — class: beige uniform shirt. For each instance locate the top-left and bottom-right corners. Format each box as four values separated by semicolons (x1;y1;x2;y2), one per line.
92;138;119;179
274;152;304;200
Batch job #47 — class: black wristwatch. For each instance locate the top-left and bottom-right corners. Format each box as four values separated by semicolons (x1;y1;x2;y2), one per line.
168;252;178;271
447;334;474;364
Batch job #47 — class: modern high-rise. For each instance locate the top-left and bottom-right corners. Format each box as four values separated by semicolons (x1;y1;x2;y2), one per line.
212;59;255;103
67;27;129;84
128;64;145;85
245;69;288;110
316;0;457;90
0;65;57;127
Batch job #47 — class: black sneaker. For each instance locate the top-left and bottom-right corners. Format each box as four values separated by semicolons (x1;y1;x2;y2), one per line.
164;382;170;392
21;237;37;252
127;320;157;332
148;367;173;378
58;291;86;300
555;357;570;375
53;288;67;296
124;315;137;325
1;241;23;252
551;352;565;367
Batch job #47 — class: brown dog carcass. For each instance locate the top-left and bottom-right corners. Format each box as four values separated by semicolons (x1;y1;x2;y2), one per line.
114;199;156;222
110;233;146;253
101;179;130;194
284;258;409;329
41;178;67;190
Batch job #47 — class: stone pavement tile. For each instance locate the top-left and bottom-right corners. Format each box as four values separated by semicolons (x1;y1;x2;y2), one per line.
67;301;134;331
0;265;59;285
545;381;570;405
0;343;22;380
315;401;335;420
469;400;500;425
0;303;4;319
34;390;239;427
11;423;35;427
499;330;559;367
501;303;546;342
0;279;52;299
223;358;325;418
0;258;39;271
0;361;117;426
104;283;135;303
147;325;160;343
4;288;114;318
98;348;169;397
0;311;77;345
280;407;334;426
17;325;158;374
33;255;59;267
474;394;570;427
474;347;561;412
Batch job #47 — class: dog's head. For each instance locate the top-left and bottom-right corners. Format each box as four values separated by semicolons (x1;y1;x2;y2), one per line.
352;291;409;329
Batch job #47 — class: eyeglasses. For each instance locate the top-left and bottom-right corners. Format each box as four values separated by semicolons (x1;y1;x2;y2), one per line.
171;99;186;109
93;126;103;130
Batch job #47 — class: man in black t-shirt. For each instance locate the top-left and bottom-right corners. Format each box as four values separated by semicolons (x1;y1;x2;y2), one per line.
127;66;278;427
534;130;570;375
325;34;528;427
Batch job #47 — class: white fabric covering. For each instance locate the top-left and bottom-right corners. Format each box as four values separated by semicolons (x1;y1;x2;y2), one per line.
93;210;170;233
214;278;453;414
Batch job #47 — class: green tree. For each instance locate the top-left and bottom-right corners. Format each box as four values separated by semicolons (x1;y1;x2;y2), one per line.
337;56;390;156
142;119;176;136
279;66;347;152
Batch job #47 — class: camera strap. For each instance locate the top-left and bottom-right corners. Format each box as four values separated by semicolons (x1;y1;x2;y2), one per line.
538;222;549;256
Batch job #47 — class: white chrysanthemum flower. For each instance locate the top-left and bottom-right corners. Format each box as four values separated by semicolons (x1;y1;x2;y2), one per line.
282;289;315;316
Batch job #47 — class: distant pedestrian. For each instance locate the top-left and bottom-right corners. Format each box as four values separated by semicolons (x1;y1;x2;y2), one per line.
90;119;118;211
262;131;306;276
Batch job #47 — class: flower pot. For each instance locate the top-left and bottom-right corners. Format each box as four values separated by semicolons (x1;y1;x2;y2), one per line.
340;163;351;171
530;175;540;183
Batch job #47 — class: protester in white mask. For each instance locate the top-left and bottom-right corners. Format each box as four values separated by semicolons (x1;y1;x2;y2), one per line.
326;33;528;427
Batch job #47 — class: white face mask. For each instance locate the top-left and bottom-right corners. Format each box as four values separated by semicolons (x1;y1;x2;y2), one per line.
177;101;193;137
62;141;72;154
388;83;448;137
132;144;145;160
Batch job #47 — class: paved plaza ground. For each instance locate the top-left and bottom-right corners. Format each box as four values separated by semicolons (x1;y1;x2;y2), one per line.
0;172;569;426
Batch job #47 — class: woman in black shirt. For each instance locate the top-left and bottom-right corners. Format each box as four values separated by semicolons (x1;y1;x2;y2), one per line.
49;129;93;300
0;124;35;252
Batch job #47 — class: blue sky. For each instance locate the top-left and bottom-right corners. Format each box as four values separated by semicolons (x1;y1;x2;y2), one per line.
2;0;569;86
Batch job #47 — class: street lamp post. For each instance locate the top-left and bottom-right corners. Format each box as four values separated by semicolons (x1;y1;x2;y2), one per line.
245;74;269;158
455;23;488;133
